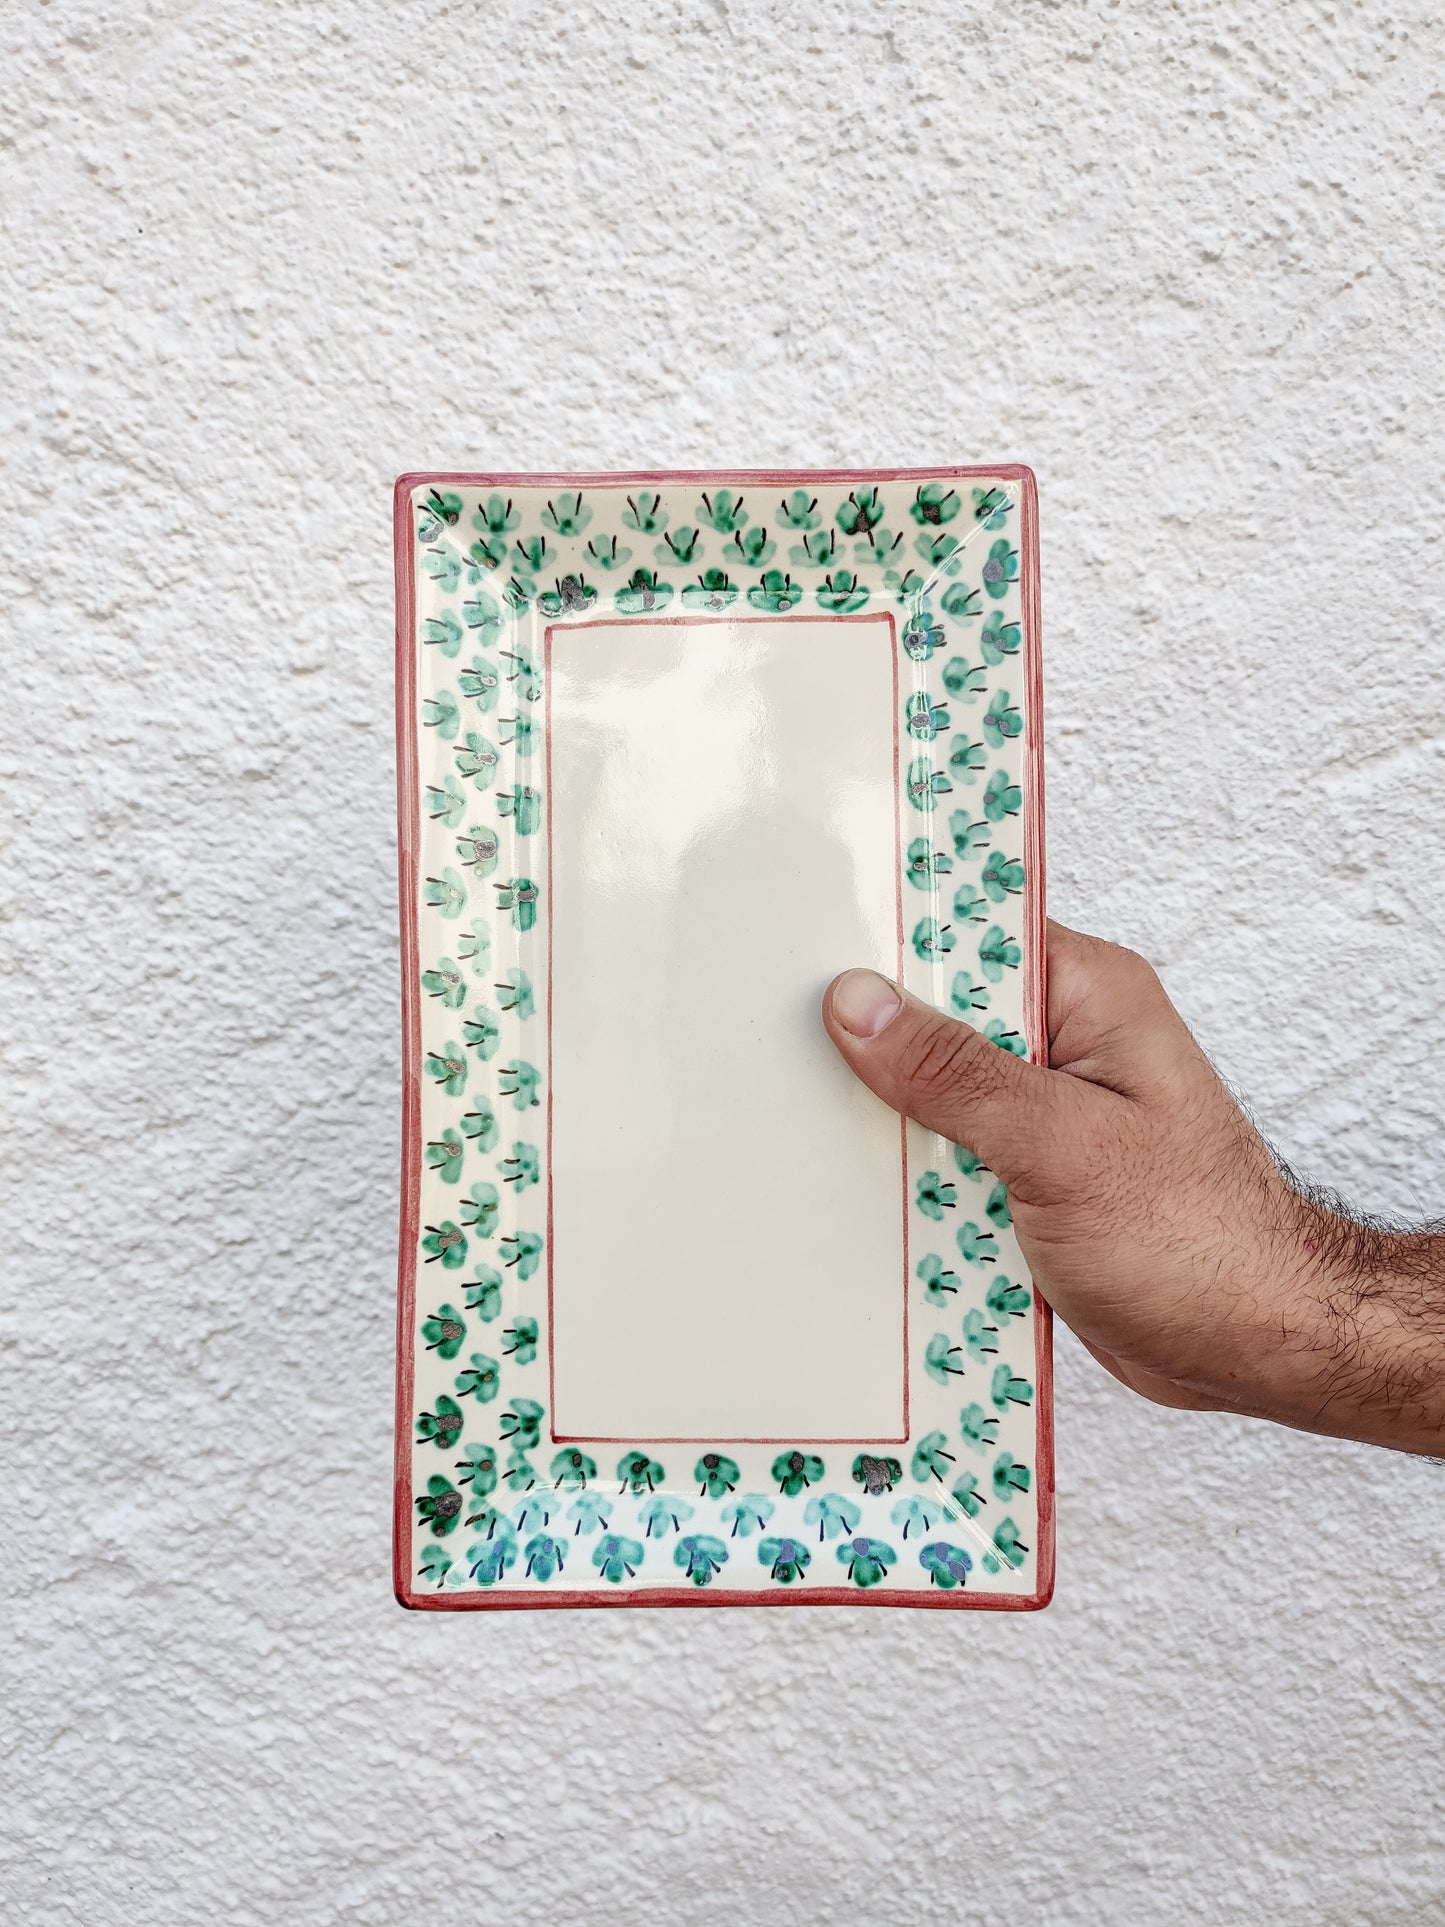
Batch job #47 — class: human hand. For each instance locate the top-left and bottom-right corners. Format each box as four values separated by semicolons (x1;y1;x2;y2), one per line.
824;924;1445;1455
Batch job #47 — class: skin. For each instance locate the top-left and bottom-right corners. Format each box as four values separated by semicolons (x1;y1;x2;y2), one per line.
825;922;1445;1456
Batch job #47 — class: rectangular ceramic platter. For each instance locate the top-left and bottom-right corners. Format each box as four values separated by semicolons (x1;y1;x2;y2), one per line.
395;469;1051;1610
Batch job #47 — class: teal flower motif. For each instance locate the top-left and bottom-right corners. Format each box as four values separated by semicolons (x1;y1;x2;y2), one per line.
911;1429;956;1481
747;569;803;612
461;1007;500;1059
982;690;1022;746
495;969;535;1017
461;1183;499;1238
416;1394;465;1449
454;1353;501;1403
925;1333;965;1382
422;690;460;738
852;526;902;567
524;1534;565;1581
983;769;1022;821
919;1541;974;1589
951;976;990;1016
536;574;598;618
510;1492;554;1536
614;567;675;614
461;587;504;641
778;488;820;529
962;1307;999;1360
461;1099;498;1151
883;564;928;604
417;1475;464;1536
421;1222;467;1270
891;1494;945;1538
503;1447;538;1494
417;487;463;539
494;877;538;933
497;784;541;835
424;868;467;920
455;732;501;785
593;1533;645;1583
956;1221;997;1265
456;1443;499;1496
468;1519;519;1586
681;568;738;612
698;488;748;532
804;1493;861;1541
417;1543;453;1588
907;694;950;742
950;811;990;859
421;956;467;1009
422;610;464;659
542;491;592;537
585;532;632;573
960;1402;1001;1454
472;492;520;539
675;1534;728;1586
906;838;952;889
502;1316;539;1364
499;712;535;756
772;1449;823;1497
641;1495;694;1538
902;612;944;661
498;1060;541;1110
991;1364;1034;1410
500;1141;540;1189
467;532;508;574
568;1491;612;1535
464;1265;502;1320
500;1396;544;1450
458;825;499;881
979;923;1022;981
425;1042;467;1095
979;611;1022;664
972;485;1010;528
423;544;462;594
695;1452;740;1499
987;1273;1031;1318
993;1453;1031;1500
940;580;982;620
915;529;962;573
986;1180;1012;1228
917;1253;959;1304
759;1536;811;1583
947;736;985;783
954;1144;986;1178
425;1128;464;1185
816;569;869;613
953;880;989;924
837;1536;895;1588
499;1229;543;1279
789;525;838;568
941;656;987;702
617;1450;665;1495
622;491;668;534
731;526;776;569
981;851;1025;902
912;917;955;959
550;1447;596;1489
659;526;700;565
911;482;962;526
851;1453;902;1496
721;1495;774;1536
981;537;1018;599
906;757;951;813
836;487;884;538
950;1470;985;1517
993;1517;1028;1568
916;1170;957;1220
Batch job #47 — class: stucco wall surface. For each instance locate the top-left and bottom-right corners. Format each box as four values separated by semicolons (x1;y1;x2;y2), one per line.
2;1;1443;1921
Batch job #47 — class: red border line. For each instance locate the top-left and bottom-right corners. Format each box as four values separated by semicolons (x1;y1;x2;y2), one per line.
393;468;1052;1613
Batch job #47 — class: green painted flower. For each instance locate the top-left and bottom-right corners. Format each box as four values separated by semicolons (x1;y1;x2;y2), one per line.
658;526;700;565
524;1534;565;1581
954;1143;986;1178
972;485;1010;528
641;1495;694;1538
675;1534;728;1586
494;877;538;933
622;490;668;533
891;1494;945;1538
423;543;462;594
981;850;1025;902
614;567;675;614
421;956;467;1009
983;768;1022;821
993;1453;1031;1500
911;481;962;527
902;612;944;661
461;1099;498;1151
464;1265;501;1320
731;525;776;568
460;1182;499;1238
565;1492;611;1536
804;1492;861;1541
912;916;955;959
925;1332;965;1382
982;690;1022;746
747;569;803;612
979;610;1022;664
916;1170;957;1220
681;568;738;612
948;735;985;783
941;656;987;702
777;488;820;529
461;588;504;641
471;491;520;539
511;1494;557;1538
421;1222;467;1270
981;537;1018;599
950;976;990;1016
425;1128;464;1185
499;1229;543;1278
455;732;501;785
423;868;467;920
835;488;884;538
851;526;902;567
987;1273;1031;1318
911;1429;956;1482
422;690;460;739
991;1364;1034;1410
499;712;535;756
592;1533;645;1583
500;1395;544;1450
457;1443;499;1496
759;1536;811;1583
851;1452;902;1496
907;694;950;742
962;1307;999;1360
500;1140;540;1189
495;969;535;1018
416;1394;465;1449
906;838;952;889
816;569;869;613
915;529;962;573
789;525;838;568
917;1253;959;1304
837;1536;895;1588
502;1316;539;1364
985;1180;1012;1228
417;1543;453;1588
950;811;990;859
497;1060;540;1110
542;491;591;537
454;1352;501;1403
959;1402;1000;1454
416;1475;464;1536
940;580;982;620
422;610;464;659
919;1541;974;1589
698;488;748;533
497;784;541;835
617;1450;665;1495
694;1452;740;1499
461;1007;500;1059
536;574;598;618
425;1042;467;1096
504;1448;540;1493
550;1447;596;1490
953;882;990;925
457;825;499;881
417;487;463;539
906;757;952;813
956;1220;997;1266
721;1494;774;1537
585;533;633;573
467;532;508;574
992;1517;1027;1568
883;564;928;604
979;923;1022;981
950;1470;985;1517
772;1449;823;1497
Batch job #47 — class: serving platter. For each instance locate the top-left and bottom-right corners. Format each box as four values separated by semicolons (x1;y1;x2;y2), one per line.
394;468;1051;1609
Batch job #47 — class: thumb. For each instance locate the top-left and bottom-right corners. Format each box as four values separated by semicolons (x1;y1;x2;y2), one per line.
822;968;1085;1192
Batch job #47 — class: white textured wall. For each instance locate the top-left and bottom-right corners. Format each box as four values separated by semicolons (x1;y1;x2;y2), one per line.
3;2;1443;1921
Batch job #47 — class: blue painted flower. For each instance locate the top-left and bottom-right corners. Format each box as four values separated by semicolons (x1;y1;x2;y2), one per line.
592;1533;645;1583
524;1534;565;1581
919;1541;974;1589
759;1536;811;1583
837;1536;895;1588
981;537;1018;599
674;1534;729;1586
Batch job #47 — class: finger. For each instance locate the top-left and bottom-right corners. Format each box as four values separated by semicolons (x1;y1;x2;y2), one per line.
1045;920;1208;1101
822;968;1089;1189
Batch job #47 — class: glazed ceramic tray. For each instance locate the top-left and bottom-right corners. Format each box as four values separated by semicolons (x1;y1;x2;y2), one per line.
394;468;1051;1610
